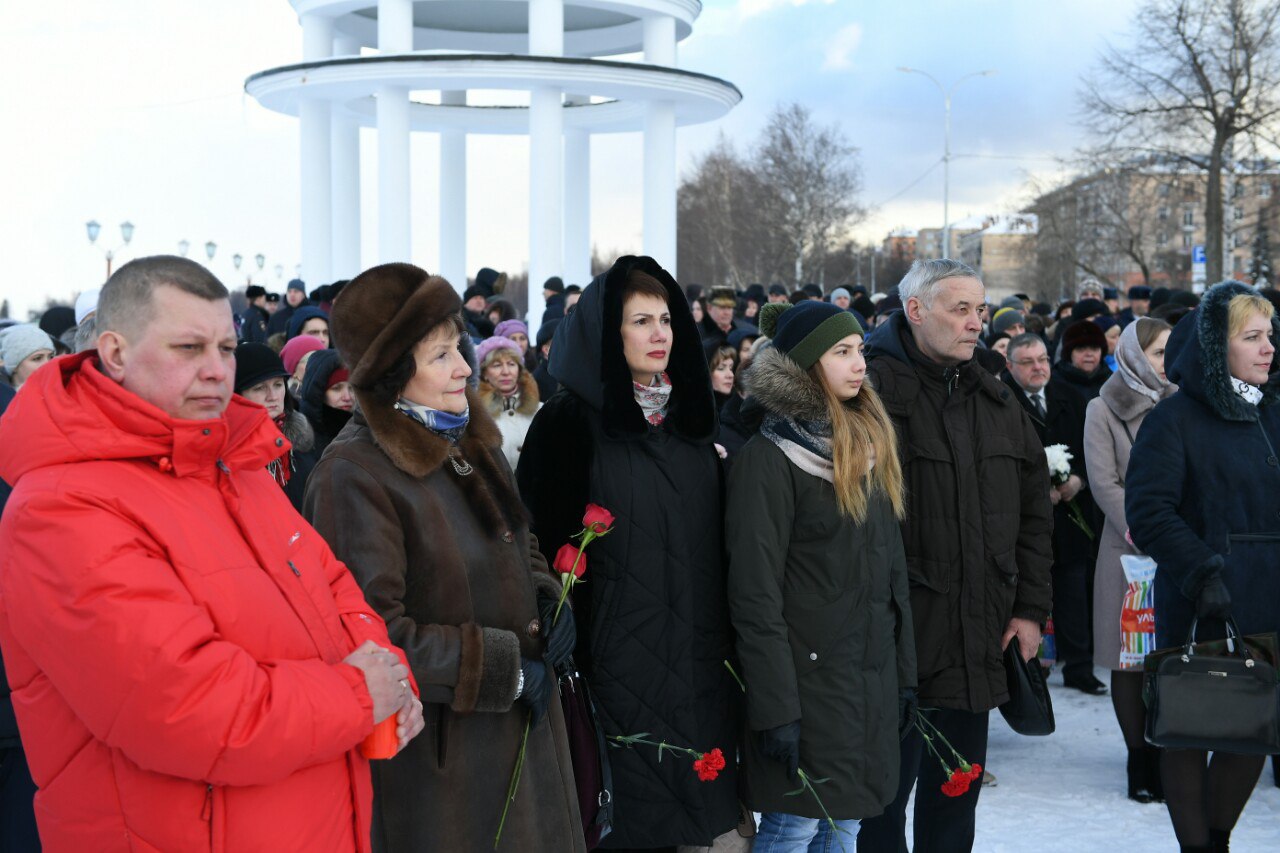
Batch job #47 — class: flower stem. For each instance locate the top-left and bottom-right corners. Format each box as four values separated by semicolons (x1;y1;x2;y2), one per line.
1066;499;1094;541
723;660;746;693
493;712;532;849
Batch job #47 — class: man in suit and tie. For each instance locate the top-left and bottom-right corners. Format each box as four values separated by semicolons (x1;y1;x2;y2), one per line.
1003;333;1107;696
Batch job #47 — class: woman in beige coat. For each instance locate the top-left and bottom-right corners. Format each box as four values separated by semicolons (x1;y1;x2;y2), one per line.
1083;316;1174;804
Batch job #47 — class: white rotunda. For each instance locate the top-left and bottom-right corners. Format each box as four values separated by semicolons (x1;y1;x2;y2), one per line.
245;0;740;327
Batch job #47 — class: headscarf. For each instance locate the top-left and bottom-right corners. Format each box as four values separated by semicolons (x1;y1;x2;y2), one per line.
1113;319;1173;405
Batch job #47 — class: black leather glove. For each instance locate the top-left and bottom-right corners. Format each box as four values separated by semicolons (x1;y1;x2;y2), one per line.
518;658;554;727
899;688;919;740
538;590;576;671
1196;574;1232;620
756;721;801;780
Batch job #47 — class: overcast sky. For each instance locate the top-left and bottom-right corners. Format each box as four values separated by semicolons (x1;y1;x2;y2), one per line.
1;0;1141;318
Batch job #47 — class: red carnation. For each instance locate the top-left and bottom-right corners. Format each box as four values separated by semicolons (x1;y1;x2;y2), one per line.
582;504;616;534
941;769;973;798
965;763;983;781
553;544;587;579
693;748;726;782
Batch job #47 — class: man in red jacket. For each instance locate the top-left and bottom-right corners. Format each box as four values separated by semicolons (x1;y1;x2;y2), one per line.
0;256;423;852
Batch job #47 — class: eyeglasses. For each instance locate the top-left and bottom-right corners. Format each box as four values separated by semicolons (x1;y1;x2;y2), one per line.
1011;356;1051;367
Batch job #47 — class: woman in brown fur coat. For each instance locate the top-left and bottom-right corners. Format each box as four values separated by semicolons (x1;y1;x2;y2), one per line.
303;263;584;853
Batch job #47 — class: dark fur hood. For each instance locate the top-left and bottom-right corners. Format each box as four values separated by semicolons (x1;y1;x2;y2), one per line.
548;255;717;443
1166;280;1280;422
744;345;827;423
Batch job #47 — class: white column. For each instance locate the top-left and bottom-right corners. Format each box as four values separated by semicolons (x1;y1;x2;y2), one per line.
526;0;564;331
331;35;362;278
563;96;591;287
377;89;411;264
300;14;335;286
376;0;413;264
378;0;413;51
439;91;468;292
642;16;678;273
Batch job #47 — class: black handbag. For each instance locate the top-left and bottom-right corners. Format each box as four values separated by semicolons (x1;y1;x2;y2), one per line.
998;643;1056;735
558;667;614;850
1143;618;1280;755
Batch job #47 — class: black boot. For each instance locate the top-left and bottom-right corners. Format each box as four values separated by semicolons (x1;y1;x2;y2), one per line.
1209;828;1230;852
1127;749;1154;803
1180;846;1212;853
1145;745;1165;802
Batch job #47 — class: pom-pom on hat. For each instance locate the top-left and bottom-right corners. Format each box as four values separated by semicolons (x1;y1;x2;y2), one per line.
757;300;866;370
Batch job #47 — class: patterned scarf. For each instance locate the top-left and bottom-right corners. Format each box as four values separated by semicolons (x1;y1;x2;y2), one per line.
1232;377;1264;406
633;372;673;426
395;398;471;444
502;393;521;414
761;414;835;483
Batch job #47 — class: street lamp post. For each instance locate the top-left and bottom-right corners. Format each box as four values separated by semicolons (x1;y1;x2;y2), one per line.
896;67;996;259
85;220;135;279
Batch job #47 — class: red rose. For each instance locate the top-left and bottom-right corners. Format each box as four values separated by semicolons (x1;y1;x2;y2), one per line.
553;544;587;578
582;504;616;534
693;748;725;782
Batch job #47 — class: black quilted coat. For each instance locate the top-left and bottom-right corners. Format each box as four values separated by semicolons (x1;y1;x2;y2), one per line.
517;256;743;849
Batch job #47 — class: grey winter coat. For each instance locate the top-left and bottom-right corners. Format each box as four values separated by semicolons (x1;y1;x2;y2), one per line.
726;346;916;820
1083;322;1175;669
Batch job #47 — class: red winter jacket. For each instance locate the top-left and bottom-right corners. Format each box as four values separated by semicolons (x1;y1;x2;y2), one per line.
0;353;405;853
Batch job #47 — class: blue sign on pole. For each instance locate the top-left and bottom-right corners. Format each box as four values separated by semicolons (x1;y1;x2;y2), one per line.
1192;245;1206;264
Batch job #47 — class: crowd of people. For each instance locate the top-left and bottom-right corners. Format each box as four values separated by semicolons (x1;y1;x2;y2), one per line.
0;253;1275;853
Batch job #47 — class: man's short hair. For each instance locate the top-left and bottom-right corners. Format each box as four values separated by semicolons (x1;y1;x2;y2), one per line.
98;256;229;337
1006;332;1046;361
898;259;981;309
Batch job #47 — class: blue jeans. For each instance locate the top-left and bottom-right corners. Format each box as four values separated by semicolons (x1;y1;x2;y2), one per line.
755;811;860;853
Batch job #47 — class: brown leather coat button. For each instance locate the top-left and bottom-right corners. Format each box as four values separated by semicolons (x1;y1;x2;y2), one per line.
526;619;541;638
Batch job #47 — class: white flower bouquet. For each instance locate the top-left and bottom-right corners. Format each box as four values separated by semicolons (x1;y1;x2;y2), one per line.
1044;443;1093;539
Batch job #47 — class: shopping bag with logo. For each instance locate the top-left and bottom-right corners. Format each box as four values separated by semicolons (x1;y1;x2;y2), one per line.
1119;554;1157;670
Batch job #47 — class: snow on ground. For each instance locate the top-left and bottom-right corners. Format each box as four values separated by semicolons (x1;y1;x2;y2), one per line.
906;666;1280;852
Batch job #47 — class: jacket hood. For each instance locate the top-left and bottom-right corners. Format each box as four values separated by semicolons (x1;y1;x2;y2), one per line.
0;352;284;485
548;255;717;442
745;345;827;423
1165;280;1280;421
1099;319;1177;422
299;348;352;436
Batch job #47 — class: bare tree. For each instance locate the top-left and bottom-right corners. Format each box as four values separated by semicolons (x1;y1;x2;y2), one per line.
1028;160;1173;299
755;104;867;285
677;104;867;288
1080;0;1280;282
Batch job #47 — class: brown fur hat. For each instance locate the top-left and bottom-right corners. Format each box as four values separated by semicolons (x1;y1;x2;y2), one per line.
330;262;461;389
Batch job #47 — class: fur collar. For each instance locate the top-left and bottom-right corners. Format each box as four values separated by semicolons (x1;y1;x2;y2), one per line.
350;385;526;531
478;370;540;417
281;409;315;453
745;346;827;422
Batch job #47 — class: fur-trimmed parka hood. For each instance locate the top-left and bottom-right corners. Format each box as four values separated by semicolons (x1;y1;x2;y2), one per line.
479;369;540;417
744;345;827;423
548;255;717;443
1166;280;1280;422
